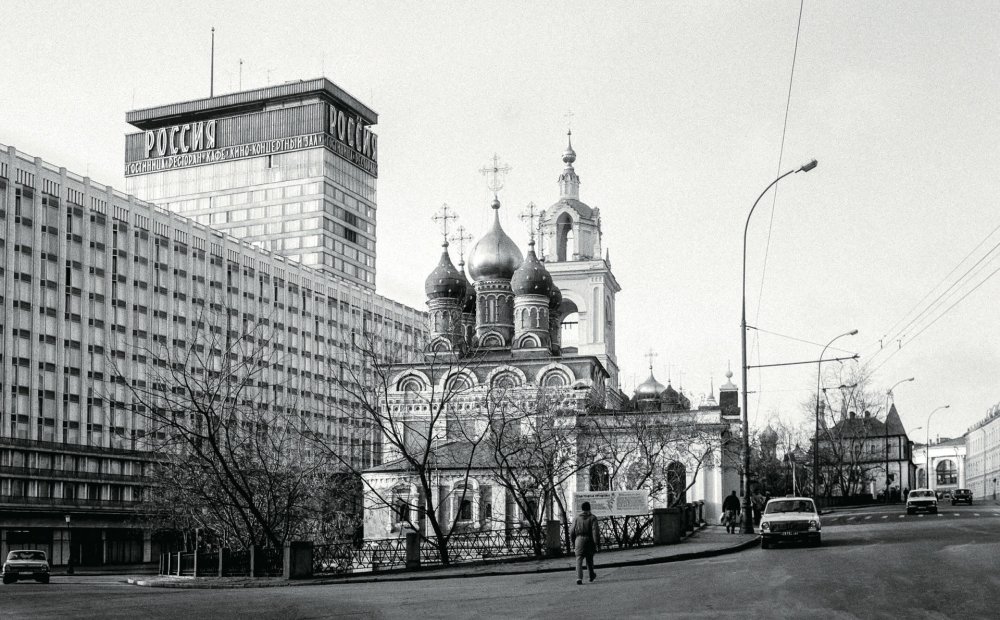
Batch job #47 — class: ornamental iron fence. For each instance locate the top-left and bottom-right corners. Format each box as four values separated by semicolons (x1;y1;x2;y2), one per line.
594;513;654;549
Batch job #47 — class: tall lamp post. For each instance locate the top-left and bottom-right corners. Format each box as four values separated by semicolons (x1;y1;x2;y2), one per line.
885;377;915;503
925;405;950;490
812;329;858;505
741;159;818;534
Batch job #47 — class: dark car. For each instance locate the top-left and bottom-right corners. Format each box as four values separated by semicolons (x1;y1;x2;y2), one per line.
952;489;973;505
2;550;50;584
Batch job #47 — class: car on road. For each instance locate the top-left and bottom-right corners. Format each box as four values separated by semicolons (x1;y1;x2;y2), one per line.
759;497;822;549
2;550;50;584
951;489;973;505
906;489;938;514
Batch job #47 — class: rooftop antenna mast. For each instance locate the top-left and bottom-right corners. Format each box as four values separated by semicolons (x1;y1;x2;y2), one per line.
210;27;216;97
239;59;244;90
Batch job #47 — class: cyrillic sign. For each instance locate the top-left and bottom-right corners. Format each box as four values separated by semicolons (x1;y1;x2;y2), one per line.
574;490;649;517
126;134;324;176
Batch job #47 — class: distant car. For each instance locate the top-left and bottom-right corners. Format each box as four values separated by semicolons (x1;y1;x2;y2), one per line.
2;550;50;584
906;489;938;514
952;489;973;505
759;497;822;549
936;490;952;500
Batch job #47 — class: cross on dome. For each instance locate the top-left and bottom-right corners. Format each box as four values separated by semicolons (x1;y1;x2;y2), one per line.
450;225;474;264
519;202;540;245
479;154;511;197
431;203;458;246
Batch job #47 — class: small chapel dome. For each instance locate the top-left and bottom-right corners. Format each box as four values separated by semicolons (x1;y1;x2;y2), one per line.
424;244;466;300
467;198;524;281
635;372;665;400
511;242;553;296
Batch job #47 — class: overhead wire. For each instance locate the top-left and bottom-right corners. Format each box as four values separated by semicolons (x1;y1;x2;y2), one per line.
751;0;806;427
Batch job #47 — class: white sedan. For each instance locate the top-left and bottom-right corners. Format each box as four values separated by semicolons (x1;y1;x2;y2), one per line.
759;497;822;549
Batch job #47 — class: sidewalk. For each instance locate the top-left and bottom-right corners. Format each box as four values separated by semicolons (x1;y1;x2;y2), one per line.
128;526;758;589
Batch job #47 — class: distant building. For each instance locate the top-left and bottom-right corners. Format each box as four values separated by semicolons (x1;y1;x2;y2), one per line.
966;403;1000;499
813;405;916;498
912;437;966;494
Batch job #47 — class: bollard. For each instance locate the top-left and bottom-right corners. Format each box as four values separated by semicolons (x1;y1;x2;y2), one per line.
545;520;563;556
653;508;682;545
176;552;182;576
250;546;257;578
405;532;421;571
697;500;705;527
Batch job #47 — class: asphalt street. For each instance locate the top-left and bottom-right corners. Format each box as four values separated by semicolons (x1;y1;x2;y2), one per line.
4;503;998;619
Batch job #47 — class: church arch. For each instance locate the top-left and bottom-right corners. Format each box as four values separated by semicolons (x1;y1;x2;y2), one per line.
479;331;505;348
393;370;431;393
442;368;477;392
487;365;527;389
534;363;575;387
556;212;574;262
515;333;542;349
589;463;610;492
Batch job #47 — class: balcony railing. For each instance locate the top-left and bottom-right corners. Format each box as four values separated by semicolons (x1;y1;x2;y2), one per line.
0;466;151;484
0;494;142;510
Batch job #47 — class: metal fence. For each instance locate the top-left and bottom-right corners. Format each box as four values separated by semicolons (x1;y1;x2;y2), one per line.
595;514;655;550
161;547;283;577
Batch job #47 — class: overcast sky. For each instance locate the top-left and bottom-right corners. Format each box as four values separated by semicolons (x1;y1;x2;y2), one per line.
3;1;999;442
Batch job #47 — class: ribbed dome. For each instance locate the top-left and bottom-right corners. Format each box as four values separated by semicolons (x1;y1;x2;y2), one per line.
661;383;680;403
424;245;466;300
635;372;665;399
467;199;523;281
548;283;563;310
511;244;553;296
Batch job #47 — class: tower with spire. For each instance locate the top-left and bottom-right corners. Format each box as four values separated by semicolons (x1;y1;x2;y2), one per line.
537;132;622;392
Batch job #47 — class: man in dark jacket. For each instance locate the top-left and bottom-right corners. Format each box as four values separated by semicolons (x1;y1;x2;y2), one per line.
572;501;601;585
722;490;741;534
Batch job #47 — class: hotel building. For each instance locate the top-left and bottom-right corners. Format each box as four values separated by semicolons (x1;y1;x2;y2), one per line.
0;81;425;566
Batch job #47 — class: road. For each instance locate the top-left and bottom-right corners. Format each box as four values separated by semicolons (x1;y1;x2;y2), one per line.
4;503;998;619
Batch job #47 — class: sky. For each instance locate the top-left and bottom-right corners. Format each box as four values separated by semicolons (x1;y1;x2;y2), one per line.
3;1;999;443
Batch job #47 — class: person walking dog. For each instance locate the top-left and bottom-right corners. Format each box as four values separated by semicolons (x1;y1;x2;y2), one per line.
572;501;601;585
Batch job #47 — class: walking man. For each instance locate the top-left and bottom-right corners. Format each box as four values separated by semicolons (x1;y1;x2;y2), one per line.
572;501;601;585
722;490;741;534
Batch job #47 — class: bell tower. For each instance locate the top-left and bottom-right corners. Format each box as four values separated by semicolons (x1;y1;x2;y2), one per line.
538;132;621;392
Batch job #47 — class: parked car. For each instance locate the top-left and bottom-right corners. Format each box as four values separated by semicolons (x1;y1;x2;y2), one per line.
936;490;952;500
952;489;973;505
906;489;938;514
759;497;822;549
2;550;50;584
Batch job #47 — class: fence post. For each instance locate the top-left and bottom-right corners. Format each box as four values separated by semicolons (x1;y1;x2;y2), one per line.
653;508;682;545
250;546;257;578
283;542;314;580
176;552;182;576
405;532;421;571
193;549;199;577
697;500;705;527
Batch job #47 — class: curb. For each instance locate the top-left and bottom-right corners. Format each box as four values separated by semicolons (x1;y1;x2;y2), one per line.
126;534;760;589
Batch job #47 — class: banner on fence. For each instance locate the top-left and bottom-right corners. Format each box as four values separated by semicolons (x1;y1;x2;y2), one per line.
574;490;649;517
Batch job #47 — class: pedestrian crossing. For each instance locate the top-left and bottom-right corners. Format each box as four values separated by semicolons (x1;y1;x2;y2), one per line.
825;510;1000;526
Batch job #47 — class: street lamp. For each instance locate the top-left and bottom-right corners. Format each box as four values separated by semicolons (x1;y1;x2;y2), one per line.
64;514;74;575
741;159;818;534
812;329;858;505
885;377;915;503
925;405;950;490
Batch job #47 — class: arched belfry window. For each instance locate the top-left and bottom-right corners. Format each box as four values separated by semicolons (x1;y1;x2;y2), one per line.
556;212;574;262
589;464;610;492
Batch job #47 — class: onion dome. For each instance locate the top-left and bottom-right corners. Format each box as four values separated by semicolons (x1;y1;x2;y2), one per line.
424;243;466;300
563;131;577;165
548;283;563;310
661;383;680;404
467;198;523;281
635;371;665;400
458;260;476;313
511;242;553;296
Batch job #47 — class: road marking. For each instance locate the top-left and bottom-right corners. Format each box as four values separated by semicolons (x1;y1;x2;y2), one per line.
974;513;981;517
937;513;944;517
881;515;888;519
848;516;857;520
899;515;906;518
953;513;960;517
918;514;925;518
865;516;872;520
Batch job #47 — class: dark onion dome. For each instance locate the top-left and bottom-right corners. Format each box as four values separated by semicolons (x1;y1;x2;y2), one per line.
459;261;476;313
424;244;466;300
635;371;665;400
468;198;523;281
661;383;680;403
511;242;553;296
548;283;563;310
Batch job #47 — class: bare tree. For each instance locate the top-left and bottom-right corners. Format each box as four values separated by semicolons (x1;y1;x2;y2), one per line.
482;388;596;557
302;326;499;567
809;364;888;499
110;302;356;549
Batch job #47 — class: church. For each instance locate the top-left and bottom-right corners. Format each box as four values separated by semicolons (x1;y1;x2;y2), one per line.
361;135;742;540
